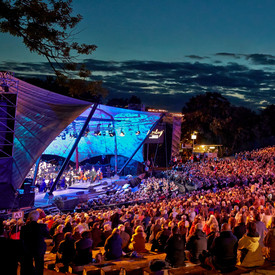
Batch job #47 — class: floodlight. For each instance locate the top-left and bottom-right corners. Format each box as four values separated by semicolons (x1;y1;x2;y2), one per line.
119;129;125;136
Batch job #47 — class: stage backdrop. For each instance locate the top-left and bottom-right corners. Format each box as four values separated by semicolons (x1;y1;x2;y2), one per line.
44;105;161;163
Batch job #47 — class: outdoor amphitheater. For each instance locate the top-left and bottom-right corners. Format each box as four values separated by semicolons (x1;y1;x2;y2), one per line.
0;75;275;275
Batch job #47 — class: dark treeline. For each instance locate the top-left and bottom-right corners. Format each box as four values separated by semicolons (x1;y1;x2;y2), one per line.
181;92;275;156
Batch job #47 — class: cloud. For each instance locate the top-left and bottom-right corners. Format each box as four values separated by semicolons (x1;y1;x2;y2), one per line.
185;55;206;60
245;54;275;65
215;52;240;58
1;56;275;112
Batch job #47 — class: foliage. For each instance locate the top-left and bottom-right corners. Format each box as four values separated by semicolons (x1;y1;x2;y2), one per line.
106;95;142;108
0;0;106;97
181;92;275;155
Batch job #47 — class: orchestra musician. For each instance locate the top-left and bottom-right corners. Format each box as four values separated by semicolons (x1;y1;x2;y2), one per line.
90;167;96;183
96;168;103;182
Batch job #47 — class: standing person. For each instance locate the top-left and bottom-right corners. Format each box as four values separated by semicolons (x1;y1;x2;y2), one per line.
20;210;49;275
0;219;22;275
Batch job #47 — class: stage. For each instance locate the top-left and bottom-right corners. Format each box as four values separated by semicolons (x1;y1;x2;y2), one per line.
34;176;130;208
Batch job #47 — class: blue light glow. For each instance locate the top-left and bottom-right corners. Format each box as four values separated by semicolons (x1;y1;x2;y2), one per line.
44;105;161;163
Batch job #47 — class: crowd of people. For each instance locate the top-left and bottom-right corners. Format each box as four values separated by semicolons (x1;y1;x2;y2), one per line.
1;146;275;274
165;146;275;191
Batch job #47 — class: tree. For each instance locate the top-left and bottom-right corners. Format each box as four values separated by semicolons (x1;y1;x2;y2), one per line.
181;92;265;155
0;0;107;97
181;92;232;145
128;95;141;104
106;97;129;108
260;104;275;136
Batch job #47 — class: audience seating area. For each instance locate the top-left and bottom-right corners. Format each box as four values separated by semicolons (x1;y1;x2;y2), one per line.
42;242;275;275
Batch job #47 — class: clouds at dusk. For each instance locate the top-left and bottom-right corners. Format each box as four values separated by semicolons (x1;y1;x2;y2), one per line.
1;53;274;112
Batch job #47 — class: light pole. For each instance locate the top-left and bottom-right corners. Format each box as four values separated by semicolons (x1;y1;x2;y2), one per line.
191;132;197;153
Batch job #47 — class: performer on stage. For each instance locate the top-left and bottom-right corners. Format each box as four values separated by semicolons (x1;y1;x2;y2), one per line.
90;166;96;183
96;168;103;182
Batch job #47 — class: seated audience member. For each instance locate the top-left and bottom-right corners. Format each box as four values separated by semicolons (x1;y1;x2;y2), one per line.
188;216;201;237
254;213;268;247
104;228;123;260
74;230;93;265
102;223;112;244
51;224;65;253
45;215;54;230
90;222;102;249
129;225;148;253
150;219;161;251
233;215;247;240
208;223;238;272
186;223;207;263
57;232;75;271
262;208;273;229
72;226;81;241
63;220;73;234
207;223;219;250
155;223;171;252
264;217;275;262
124;221;133;239
203;215;218;236
118;224;130;252
238;221;264;267
178;216;189;240
165;226;186;267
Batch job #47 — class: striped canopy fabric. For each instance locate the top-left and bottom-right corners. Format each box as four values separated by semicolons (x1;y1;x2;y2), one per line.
10;78;91;190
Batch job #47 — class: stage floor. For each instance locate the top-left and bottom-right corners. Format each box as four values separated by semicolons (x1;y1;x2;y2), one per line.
34;176;129;208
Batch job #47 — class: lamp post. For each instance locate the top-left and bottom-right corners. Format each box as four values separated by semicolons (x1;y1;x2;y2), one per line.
191;132;197;153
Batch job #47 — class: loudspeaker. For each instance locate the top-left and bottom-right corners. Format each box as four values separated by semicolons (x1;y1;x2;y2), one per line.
22;178;34;194
18;193;35;208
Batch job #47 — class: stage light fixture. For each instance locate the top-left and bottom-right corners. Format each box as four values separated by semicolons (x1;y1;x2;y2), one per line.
119;129;125;137
84;126;90;137
108;123;115;137
109;130;115;137
94;124;101;136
